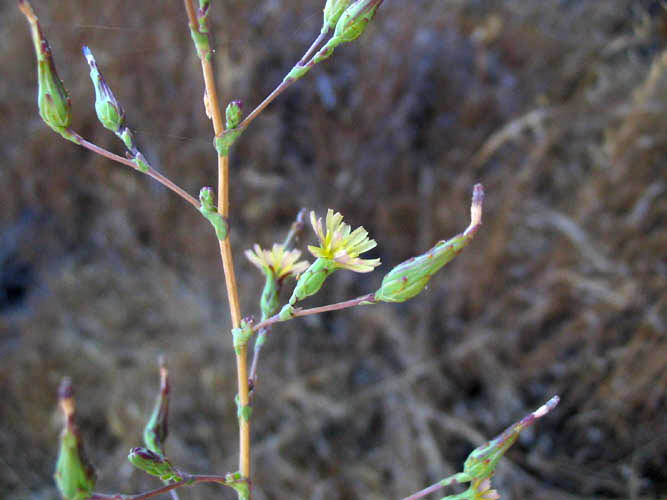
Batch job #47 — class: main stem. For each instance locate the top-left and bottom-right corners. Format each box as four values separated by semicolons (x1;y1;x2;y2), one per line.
183;0;249;494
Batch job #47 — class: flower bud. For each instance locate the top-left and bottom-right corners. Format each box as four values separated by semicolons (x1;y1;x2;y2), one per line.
54;378;96;500
322;0;352;32
199;187;228;240
374;184;484;303
332;0;384;44
19;1;72;135
143;356;170;456
82;46;125;133
225;100;243;129
288;257;336;305
128;447;181;482
463;396;559;481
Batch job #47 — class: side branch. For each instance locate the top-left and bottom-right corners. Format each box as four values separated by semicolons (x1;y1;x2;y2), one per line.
74;134;200;209
253;293;376;332
90;474;237;500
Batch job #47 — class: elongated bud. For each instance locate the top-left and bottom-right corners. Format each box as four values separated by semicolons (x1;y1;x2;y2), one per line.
19;1;75;141
54;378;96;500
333;0;384;44
463;396;560;481
322;0;353;32
374;184;484;303
288;257;336;305
128;447;182;482
82;46;125;133
199;187;228;240
143;356;170;456
225;100;243;129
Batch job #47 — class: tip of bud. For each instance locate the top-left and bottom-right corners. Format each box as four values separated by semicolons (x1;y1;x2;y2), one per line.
533;395;560;419
465;183;484;236
18;0;36;20
58;377;75;419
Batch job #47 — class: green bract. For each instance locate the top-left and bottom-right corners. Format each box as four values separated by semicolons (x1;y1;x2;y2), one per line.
332;0;383;44
260;271;280;320
322;0;353;32
199;187;229;240
54;427;96;500
288;257;336;305
53;379;96;500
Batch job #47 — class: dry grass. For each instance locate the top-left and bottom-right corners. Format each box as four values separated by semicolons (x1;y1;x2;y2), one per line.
1;1;665;499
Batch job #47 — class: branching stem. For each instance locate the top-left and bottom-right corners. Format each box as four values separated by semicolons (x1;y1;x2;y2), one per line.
89;474;235;500
182;1;249;495
238;32;329;130
72;134;200;209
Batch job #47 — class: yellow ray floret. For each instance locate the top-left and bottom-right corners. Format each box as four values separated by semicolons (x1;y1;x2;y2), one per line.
245;243;309;279
308;209;380;273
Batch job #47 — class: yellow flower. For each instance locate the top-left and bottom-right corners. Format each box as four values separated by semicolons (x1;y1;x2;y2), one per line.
471;478;500;500
245;243;309;280
308;209;380;273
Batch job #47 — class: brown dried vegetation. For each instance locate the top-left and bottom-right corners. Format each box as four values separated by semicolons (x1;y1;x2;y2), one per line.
1;1;665;499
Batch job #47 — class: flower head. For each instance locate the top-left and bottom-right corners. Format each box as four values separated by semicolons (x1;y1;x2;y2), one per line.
471;478;500;500
245;243;309;280
308;209;380;273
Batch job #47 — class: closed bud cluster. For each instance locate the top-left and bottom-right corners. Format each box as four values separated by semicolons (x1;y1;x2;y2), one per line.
128;447;182;482
143;356;170;457
19;1;75;141
225;100;243;129
54;378;97;500
82;46;125;133
374;184;484;303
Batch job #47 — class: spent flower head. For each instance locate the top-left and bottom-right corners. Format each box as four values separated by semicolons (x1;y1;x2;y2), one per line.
308;209;380;273
245;243;309;280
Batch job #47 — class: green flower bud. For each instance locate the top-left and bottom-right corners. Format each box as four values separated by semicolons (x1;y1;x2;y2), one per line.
463;396;559;481
143;357;170;457
332;0;384;44
199;187;229;240
322;0;353;32
128;447;182;482
19;1;73;137
54;378;96;500
288;257;336;305
374;184;484;303
225;100;243;130
82;46;125;133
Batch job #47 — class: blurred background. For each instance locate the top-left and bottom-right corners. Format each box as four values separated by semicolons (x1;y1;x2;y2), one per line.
1;1;666;499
